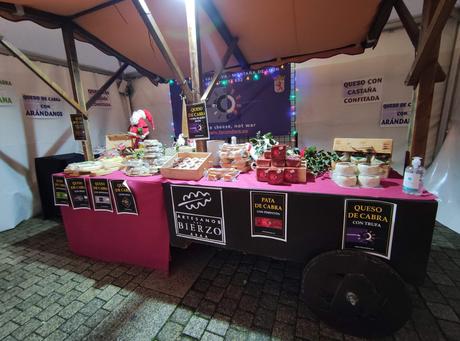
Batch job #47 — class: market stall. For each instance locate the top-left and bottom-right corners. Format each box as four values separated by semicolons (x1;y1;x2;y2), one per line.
1;0;456;338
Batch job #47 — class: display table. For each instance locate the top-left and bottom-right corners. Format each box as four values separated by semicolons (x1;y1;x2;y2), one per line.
164;172;437;284
60;172;170;272
58;170;437;282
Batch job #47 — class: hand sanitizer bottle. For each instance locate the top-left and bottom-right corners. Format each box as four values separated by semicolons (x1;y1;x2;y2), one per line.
403;156;425;195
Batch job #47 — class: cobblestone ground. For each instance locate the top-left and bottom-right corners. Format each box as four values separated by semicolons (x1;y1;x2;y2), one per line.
1;218;460;340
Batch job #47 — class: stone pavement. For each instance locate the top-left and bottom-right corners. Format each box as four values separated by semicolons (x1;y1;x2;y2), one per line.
1;218;460;340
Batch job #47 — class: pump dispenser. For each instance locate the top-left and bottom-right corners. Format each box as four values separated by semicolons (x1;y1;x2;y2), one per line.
403;156;425;195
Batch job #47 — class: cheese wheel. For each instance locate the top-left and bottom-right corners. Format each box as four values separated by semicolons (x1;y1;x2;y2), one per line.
357;164;381;176
334;162;357;176
333;174;357;187
358;175;381;188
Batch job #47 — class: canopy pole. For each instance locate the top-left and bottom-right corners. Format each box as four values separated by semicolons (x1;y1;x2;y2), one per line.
407;0;442;162
394;0;446;82
0;36;86;115
62;23;94;161
132;0;193;101
201;38;238;102
185;0;207;152
200;0;249;69
405;0;456;85
86;63;128;109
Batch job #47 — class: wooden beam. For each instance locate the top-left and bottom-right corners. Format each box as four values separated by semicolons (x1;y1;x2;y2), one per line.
185;0;206;152
405;0;456;86
62;23;94;161
394;0;446;82
86;63;128;109
0;36;86;115
132;0;193;101
409;0;441;160
185;0;203;102
365;0;396;47
200;0;249;70
201;39;237;102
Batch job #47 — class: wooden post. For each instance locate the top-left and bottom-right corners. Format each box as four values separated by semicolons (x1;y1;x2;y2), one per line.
408;0;442;162
185;0;207;152
62;23;94;161
86;63;128;109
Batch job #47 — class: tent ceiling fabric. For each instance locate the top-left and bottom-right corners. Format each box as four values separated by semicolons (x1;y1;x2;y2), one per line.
0;0;382;80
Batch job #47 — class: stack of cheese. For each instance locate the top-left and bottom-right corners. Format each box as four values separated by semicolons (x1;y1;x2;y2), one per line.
219;143;251;172
64;157;124;176
332;162;382;188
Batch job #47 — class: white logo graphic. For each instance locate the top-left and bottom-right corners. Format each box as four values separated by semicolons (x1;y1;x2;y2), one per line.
178;191;212;210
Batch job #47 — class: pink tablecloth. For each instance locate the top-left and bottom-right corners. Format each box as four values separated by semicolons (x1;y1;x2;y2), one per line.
60;170;435;273
60;172;170;272
168;172;437;202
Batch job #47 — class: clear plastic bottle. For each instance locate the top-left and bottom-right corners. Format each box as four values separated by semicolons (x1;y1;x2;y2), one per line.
403;156;425;195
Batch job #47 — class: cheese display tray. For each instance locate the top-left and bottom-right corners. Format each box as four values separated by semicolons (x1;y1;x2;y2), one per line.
160;152;212;180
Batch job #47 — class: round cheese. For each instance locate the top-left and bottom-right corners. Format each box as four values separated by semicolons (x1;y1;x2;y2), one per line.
334;162;357;176
357;164;381;176
333;174;357;187
358;175;381;188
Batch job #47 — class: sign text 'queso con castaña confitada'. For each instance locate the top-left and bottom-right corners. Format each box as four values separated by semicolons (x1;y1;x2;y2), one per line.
343;77;383;104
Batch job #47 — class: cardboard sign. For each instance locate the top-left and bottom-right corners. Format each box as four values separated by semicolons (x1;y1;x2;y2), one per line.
90;178;113;212
170;185;226;245
343;76;383;104
380;102;411;127
250;191;288;242
342;199;396;259
52;175;69;206
0;79;16;106
110;180;138;215
65;177;90;210
23;95;66;119
70;114;87;141
186;102;210;139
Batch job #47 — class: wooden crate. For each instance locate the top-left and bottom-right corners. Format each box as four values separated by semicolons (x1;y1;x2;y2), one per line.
333;138;393;155
106;134;133;150
160;152;212;180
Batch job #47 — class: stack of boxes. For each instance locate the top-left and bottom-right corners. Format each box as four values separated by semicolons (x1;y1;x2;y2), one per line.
256;145;307;185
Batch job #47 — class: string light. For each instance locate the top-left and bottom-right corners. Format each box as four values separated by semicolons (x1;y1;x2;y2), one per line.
168;79;175;85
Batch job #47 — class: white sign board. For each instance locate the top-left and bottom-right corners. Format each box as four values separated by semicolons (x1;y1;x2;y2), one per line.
343;76;383;104
380;102;411;127
87;89;111;107
0;79;16;106
23;94;67;119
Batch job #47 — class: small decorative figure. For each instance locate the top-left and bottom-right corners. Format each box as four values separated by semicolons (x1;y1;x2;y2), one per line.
128;109;154;148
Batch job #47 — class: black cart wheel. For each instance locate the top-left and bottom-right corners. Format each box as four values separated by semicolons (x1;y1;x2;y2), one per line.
301;250;411;337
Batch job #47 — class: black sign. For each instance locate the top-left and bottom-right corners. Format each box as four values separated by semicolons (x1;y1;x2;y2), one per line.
110;180;138;215
251;191;288;242
70;114;86;140
186;102;210;140
65;177;90;209
52;175;69;206
171;185;225;245
90;178;113;212
342;199;396;259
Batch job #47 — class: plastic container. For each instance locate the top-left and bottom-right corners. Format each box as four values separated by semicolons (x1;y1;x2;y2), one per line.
403;156;425;195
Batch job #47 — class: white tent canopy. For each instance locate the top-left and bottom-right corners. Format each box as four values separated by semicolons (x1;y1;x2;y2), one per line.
0;0;389;81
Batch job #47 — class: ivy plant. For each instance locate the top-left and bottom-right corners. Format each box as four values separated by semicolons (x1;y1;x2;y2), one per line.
249;131;278;159
300;146;339;176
